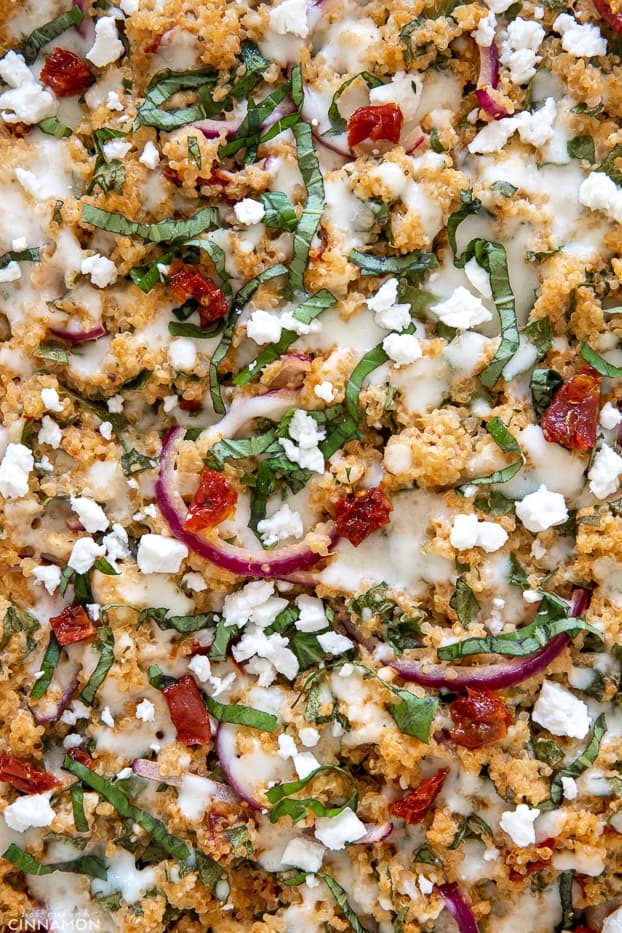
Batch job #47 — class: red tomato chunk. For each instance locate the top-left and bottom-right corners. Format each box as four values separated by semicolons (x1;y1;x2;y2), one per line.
347;104;404;147
335;487;393;547
40;48;94;97
593;0;622;35
169;261;228;326
183;469;238;533
162;674;212;745
389;768;449;824
49;605;96;647
541;368;601;450
449;688;512;749
0;754;62;794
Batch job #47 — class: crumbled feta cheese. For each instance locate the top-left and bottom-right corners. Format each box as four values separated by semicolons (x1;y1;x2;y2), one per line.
464;258;493;299
277;734;298;759
120;0;140;12
188;655;212;682
182;571;207;592
469;98;556;154
247;309;283;345
532;680;591;739
600;402;622;431
382;332;422;366
269;0;309;38
294;751;320;779
101;706;115;727
68;538;106;574
314;807;367;850
106;91;124;111
317;631;354;655
32;564;61;595
314;381;335;402
603;906;622;933
168;337;197;371
87;16;125;67
0;52;57;125
136;534;188;573
107;395;124;413
87;603;101;621
281;409;326;474
523;589;542;604
81;253;118;288
0;261;21;283
418;875;434;895
515;485;568;533
232;626;299;679
588;444;622;499
135;699;155;722
139;140;160;168
234;198;266;225
11;237;27;251
40;387;63;412
368;73;422;122
474;11;496;46
103;524;130;564
281;837;325;873
0;443;34;498
299;726;320;747
257;503;304;547
295;594;327;632
561;776;578;800
499;18;545;85
162;395;178;413
103;139;132;160
70;496;110;533
432;286;492;329
553;13;607;57
500;805;539;847
38;416;61;449
366;278;412;331
223;580;287;628
580;172;622;224
450;513;508;552
99;421;113;440
3;793;55;833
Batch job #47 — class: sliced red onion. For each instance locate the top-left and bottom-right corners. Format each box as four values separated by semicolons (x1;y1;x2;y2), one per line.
340;615;380;653
156;426;338;578
215;723;263;810
438;883;479;933
132;758;239;802
192;117;243;140
30;675;78;725
403;127;426;154
262;99;298;136
201;389;300;444
475;43;510;120
594;0;622;35
475;87;510;120
49;324;106;343
351;821;393;845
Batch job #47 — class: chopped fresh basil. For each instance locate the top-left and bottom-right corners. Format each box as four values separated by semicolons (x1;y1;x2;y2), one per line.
0;247;40;270
558;871;576;931
71;783;89;833
532;738;564;768
202;694;277;732
530;368;563;417
266;765;358;824
449;578;481;626
386;615;424;653
168;321;223;339
290;120;324;293
491;180;518;197
449;812;493;849
567;135;595;163
317;873;371;933
93;557;118;576
133;67;218;131
223;824;253;856
229;42;270;101
548;715;606;807
596;144;622;187
63;757;190;860
38;116;72;139
448;189;482;257
388;691;437;743
234;290;335;385
208;620;237;661
289;630;330;670
0;606;39;654
120;446;157;476
349;248;438;279
21;5;83;65
35;343;69;364
122;369;152;391
82;204;217;243
323;72;384;137
138;607;218;633
29;633;61;700
260;191;298;232
474;489;514;515
207;427;277;469
220;84;291;160
571;102;603;115
429;128;445;153
79;626;114;705
187;136;202;168
466;417;523;486
2;844;106;880
147;663;176;691
508;553;528;587
349;583;395;623
399;0;466;66
413;843;444;867
579;342;622;377
522;317;553;358
195;850;229;901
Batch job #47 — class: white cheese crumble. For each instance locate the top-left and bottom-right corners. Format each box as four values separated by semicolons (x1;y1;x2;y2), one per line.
188;655;212;682
314;380;335;402
281;838;325;873
0;51;57;125
269;0;310;38
136;535;188;573
107;395;124;413
314;807;367;850
588;444;622;499
3;794;55;833
70;496;110;533
183;572;207;592
295;594;328;632
40;387;63;412
87;16;126;67
382;332;422;366
299;726;320;747
514;485;568;533
499;18;545;85
101;706;115;727
553;13;607;57
99;421;113;440
473;11;496;46
469;97;557;154
0;262;21;283
257;503;304;547
103;139;132;160
223;580;287;628
600;402;622;430
135;699;156;722
168;337;197;371
247;309;283;344
531;680;591;739
277;734;297;759
0;443;34;499
603;906;622;933
579;172;622;224
234;198;266;225
366;278;412;331
139;140;160;168
38;416;61;449
103;524;130;565
432;286;492;329
561;776;578;800
317;631;355;655
500;805;539;847
232;626;299;680
281;409;326;474
294;751;320;779
68;538;106;574
81;253;118;288
32;564;61;595
450;513;508;552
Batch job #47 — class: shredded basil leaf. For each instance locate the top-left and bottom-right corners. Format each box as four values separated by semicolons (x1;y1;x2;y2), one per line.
450;578;481;626
63;757;190;860
223;824;253;856
2;844;106;880
208;620;237;661
508;553;529;587
567;135;595;163
413;843;444;867
0;247;40;269
530;368;563;417
138;607;218;633
548;715;606;806
349;248;438;279
187;136;202;168
38;116;72;139
449;812;493;849
35;343;69;364
0;607;39;654
323;72;384;137
447;189;482;256
466;416;523;487
82;204;217;243
317;873;372;933
266;765;358;824
522;317;553;358
80;626;114;705
260;191;298;232
388;691;437;743
29;633;61;700
133;67;218;131
579;342;622;377
203;694;277;732
490;180;517;197
71;783;89;833
21;5;83;65
557;870;576;931
596;145;622;187
532;738;564;768
194;849;230;901
290;120;324;293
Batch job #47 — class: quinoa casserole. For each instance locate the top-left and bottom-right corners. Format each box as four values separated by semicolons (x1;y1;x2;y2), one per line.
4;0;622;931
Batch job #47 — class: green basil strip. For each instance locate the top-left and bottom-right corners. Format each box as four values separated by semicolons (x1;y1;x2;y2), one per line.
458;239;518;388
168;321;222;339
579;342;622;377
261;191;298;232
63;757;190;860
596;144;622;186
530;368;563;418
130;245;178;294
138;607;218;633
234;289;336;386
219;83;291;158
79;626;114;706
21;5;83;65
229;42;270;101
438;611;600;660
0;247;40;270
1;606;39;653
81;205;217;244
466;416;523;487
133;67;218;131
3;844;106;880
447;189;482;257
450;578;481;626
209;263;288;414
549;714;606;806
70;783;89;833
317;873;372;933
567;135;595;163
38;117;72;139
522;316;553;358
558;871;576;931
203;694;277;732
208;620;237;661
399;0;466;66
266;765;358;824
323;72;384;137
388;691;437;743
184;238;232;299
349;248;438;278
195;849;230;901
490;180;517;197
208;428;277;467
29;633;61;700
290;120;325;293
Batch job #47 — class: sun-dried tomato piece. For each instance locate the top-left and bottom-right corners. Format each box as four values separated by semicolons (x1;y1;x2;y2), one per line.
389;768;449;824
347;104;404;147
178;397;202;412
49;605;96;647
168;261;229;326
40;48;94;97
162;674;212;745
449;688;512;750
508;838;555;880
335;487;393;547
593;0;622;34
183;469;238;533
541;368;601;450
67;747;94;768
0;755;62;794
